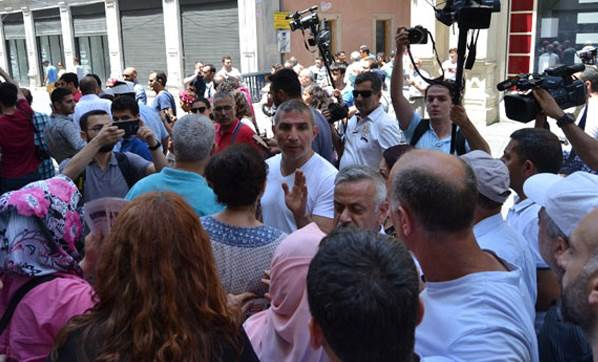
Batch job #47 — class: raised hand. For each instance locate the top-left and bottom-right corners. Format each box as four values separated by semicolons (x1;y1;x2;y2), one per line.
282;170;308;219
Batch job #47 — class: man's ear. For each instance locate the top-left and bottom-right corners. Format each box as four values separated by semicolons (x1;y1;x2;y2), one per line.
309;317;325;349
392;205;413;238
553;236;569;259
522;160;536;178
80;131;86;141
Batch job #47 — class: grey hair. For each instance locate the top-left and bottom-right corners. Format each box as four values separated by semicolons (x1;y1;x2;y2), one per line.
172;114;214;163
299;68;315;81
212;90;234;104
273;99;314;125
335;165;387;207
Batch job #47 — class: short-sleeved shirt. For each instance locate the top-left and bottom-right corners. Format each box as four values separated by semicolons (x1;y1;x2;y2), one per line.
474;213;538;307
506;197;548;268
45;113;87;164
32;111;55;180
72;94;112;132
46;65;58;83
60;151;150;203
311;108;335;164
152;90;177;116
0;99;40;178
261;153;337;234
214;119;258;154
339;104;405;169
125;167;223;217
134;83;147;105
120;137;152;161
139;104;168;142
415;264;539;362
403;112;470;154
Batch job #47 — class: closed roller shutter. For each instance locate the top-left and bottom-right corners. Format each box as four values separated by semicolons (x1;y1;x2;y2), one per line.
4;22;25;40
72;3;107;37
181;0;240;76
120;0;167;84
33;9;61;36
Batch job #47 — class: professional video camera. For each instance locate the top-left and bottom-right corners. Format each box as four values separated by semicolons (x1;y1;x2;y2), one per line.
497;64;586;123
579;46;597;66
286;6;335;85
435;0;501;29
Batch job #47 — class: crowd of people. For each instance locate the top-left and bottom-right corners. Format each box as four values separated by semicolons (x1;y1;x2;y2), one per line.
2;25;598;361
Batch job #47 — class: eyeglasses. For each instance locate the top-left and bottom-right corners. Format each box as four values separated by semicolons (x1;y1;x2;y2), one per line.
191;107;207;114
213;105;233;112
352;90;373;98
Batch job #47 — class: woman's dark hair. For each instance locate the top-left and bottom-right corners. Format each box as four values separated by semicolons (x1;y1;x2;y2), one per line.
205;144;267;208
0;82;18;107
382;144;414;170
51;192;241;361
303;84;332;112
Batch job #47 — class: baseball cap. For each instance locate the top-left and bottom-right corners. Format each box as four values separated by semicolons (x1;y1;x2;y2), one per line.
460;150;511;203
524;171;598;236
104;79;135;96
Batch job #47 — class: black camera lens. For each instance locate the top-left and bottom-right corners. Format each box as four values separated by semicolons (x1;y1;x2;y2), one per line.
407;26;428;45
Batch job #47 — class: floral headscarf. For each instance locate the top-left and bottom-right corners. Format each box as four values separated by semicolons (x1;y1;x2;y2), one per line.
0;175;84;277
179;89;198;109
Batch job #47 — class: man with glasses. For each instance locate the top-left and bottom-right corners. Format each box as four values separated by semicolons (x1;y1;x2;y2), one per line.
60;109;167;203
338;72;404;170
122;67;147;105
212;91;258;154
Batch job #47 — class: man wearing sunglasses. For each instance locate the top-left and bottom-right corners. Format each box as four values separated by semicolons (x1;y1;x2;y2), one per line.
338;72;404;170
391;27;490;155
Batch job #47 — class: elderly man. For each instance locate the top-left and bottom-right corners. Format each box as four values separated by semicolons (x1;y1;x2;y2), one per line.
523;171;598;362
558;208;598;361
333;165;388;232
125;114;222;217
389;150;538;361
261;99;337;234
462;150;537;308
122;67;147;105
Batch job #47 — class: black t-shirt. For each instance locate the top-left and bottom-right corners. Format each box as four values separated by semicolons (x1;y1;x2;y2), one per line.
49;326;259;362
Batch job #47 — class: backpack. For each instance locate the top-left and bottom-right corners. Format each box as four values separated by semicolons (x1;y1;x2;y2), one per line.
409;118;467;156
74;152;142;195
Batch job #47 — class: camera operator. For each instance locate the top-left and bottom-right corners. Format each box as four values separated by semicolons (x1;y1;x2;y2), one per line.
533;87;598;172
391;27;490;155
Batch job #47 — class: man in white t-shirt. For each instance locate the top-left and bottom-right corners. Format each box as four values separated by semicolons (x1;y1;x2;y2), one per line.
339;72;404;170
462;150;537;311
216;55;241;80
441;48;457;80
261;99;337;234
389;150;538;362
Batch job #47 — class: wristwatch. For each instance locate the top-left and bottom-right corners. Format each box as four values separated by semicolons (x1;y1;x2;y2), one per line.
148;141;162;151
556;113;575;128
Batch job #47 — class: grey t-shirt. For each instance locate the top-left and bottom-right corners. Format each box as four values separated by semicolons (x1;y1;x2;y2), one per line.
60;151;150;203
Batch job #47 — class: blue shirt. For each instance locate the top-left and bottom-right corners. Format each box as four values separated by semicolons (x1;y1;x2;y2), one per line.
311;108;335;164
152;90;177;116
403;112;470;154
120;137;152;161
46;65;58;83
125;167;223;217
139;105;168;143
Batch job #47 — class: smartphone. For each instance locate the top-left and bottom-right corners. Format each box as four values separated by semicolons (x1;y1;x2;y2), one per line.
115;120;139;138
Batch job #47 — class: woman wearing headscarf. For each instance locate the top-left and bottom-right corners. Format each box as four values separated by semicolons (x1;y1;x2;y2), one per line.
244;223;330;362
0;175;94;362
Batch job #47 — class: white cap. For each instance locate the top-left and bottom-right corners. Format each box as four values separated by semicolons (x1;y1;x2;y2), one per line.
524;171;598;236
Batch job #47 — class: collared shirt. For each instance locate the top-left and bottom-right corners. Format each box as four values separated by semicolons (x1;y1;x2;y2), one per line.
151;90;177;116
31;111;55;179
204;81;215;99
59;152;150;203
403;112;470;154
72;94;113;132
474;213;538;308
139;105;168;143
339;104;405;169
45;113;87;164
214;119;257;154
126;167;223;217
133;82;147;105
506;196;548;268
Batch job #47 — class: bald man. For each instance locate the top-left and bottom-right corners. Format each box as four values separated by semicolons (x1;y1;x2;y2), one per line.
559;208;598;360
122;67;147;105
389;150;538;361
73;76;112;132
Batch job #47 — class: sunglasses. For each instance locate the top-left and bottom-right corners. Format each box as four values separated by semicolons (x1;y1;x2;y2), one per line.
191;107;207;114
352;90;373;98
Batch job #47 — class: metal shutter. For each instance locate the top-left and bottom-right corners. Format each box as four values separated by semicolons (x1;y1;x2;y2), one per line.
72;3;107;37
181;0;240;76
4;22;25;40
33;9;62;36
120;0;167;84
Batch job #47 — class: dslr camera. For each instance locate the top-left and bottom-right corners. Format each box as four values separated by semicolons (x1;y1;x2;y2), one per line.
435;0;501;29
497;64;586;122
406;25;428;45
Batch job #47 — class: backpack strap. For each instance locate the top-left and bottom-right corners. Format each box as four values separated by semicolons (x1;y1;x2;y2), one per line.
409;118;430;147
229;121;243;145
0;274;58;335
455;129;468;156
114;152;138;189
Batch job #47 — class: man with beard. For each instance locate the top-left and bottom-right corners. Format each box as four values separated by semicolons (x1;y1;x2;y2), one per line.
60;110;167;202
211;91;258;154
559;208;598;361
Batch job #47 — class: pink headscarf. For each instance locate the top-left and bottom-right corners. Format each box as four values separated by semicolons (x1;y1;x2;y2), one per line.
244;223;330;362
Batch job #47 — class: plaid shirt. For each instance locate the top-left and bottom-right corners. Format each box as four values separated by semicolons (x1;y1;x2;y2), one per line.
32;111;55;179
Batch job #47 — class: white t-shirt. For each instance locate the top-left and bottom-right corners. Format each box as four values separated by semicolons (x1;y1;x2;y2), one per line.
415;265;539;362
339;105;405;170
261;153;337;234
506;197;547;268
441;59;457;80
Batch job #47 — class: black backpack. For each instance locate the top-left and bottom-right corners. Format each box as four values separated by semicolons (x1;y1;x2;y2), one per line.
74;152;142;194
409;118;468;156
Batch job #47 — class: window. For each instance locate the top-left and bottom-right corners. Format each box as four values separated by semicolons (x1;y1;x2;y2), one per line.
76;35;110;82
324;19;338;53
375;19;391;57
6;39;29;85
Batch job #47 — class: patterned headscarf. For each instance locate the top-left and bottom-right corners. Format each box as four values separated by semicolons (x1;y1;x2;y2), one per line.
0;175;84;277
179;89;198;109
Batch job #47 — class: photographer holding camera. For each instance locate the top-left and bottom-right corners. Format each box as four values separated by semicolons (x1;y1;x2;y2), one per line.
391;27;490;155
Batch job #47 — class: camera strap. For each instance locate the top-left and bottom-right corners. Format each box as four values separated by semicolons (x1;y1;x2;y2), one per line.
568;105;588;162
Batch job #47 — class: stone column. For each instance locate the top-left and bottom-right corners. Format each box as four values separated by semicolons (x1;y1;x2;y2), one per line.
0;19;9;72
58;2;76;72
162;0;184;87
238;0;279;73
105;0;124;78
22;7;41;87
